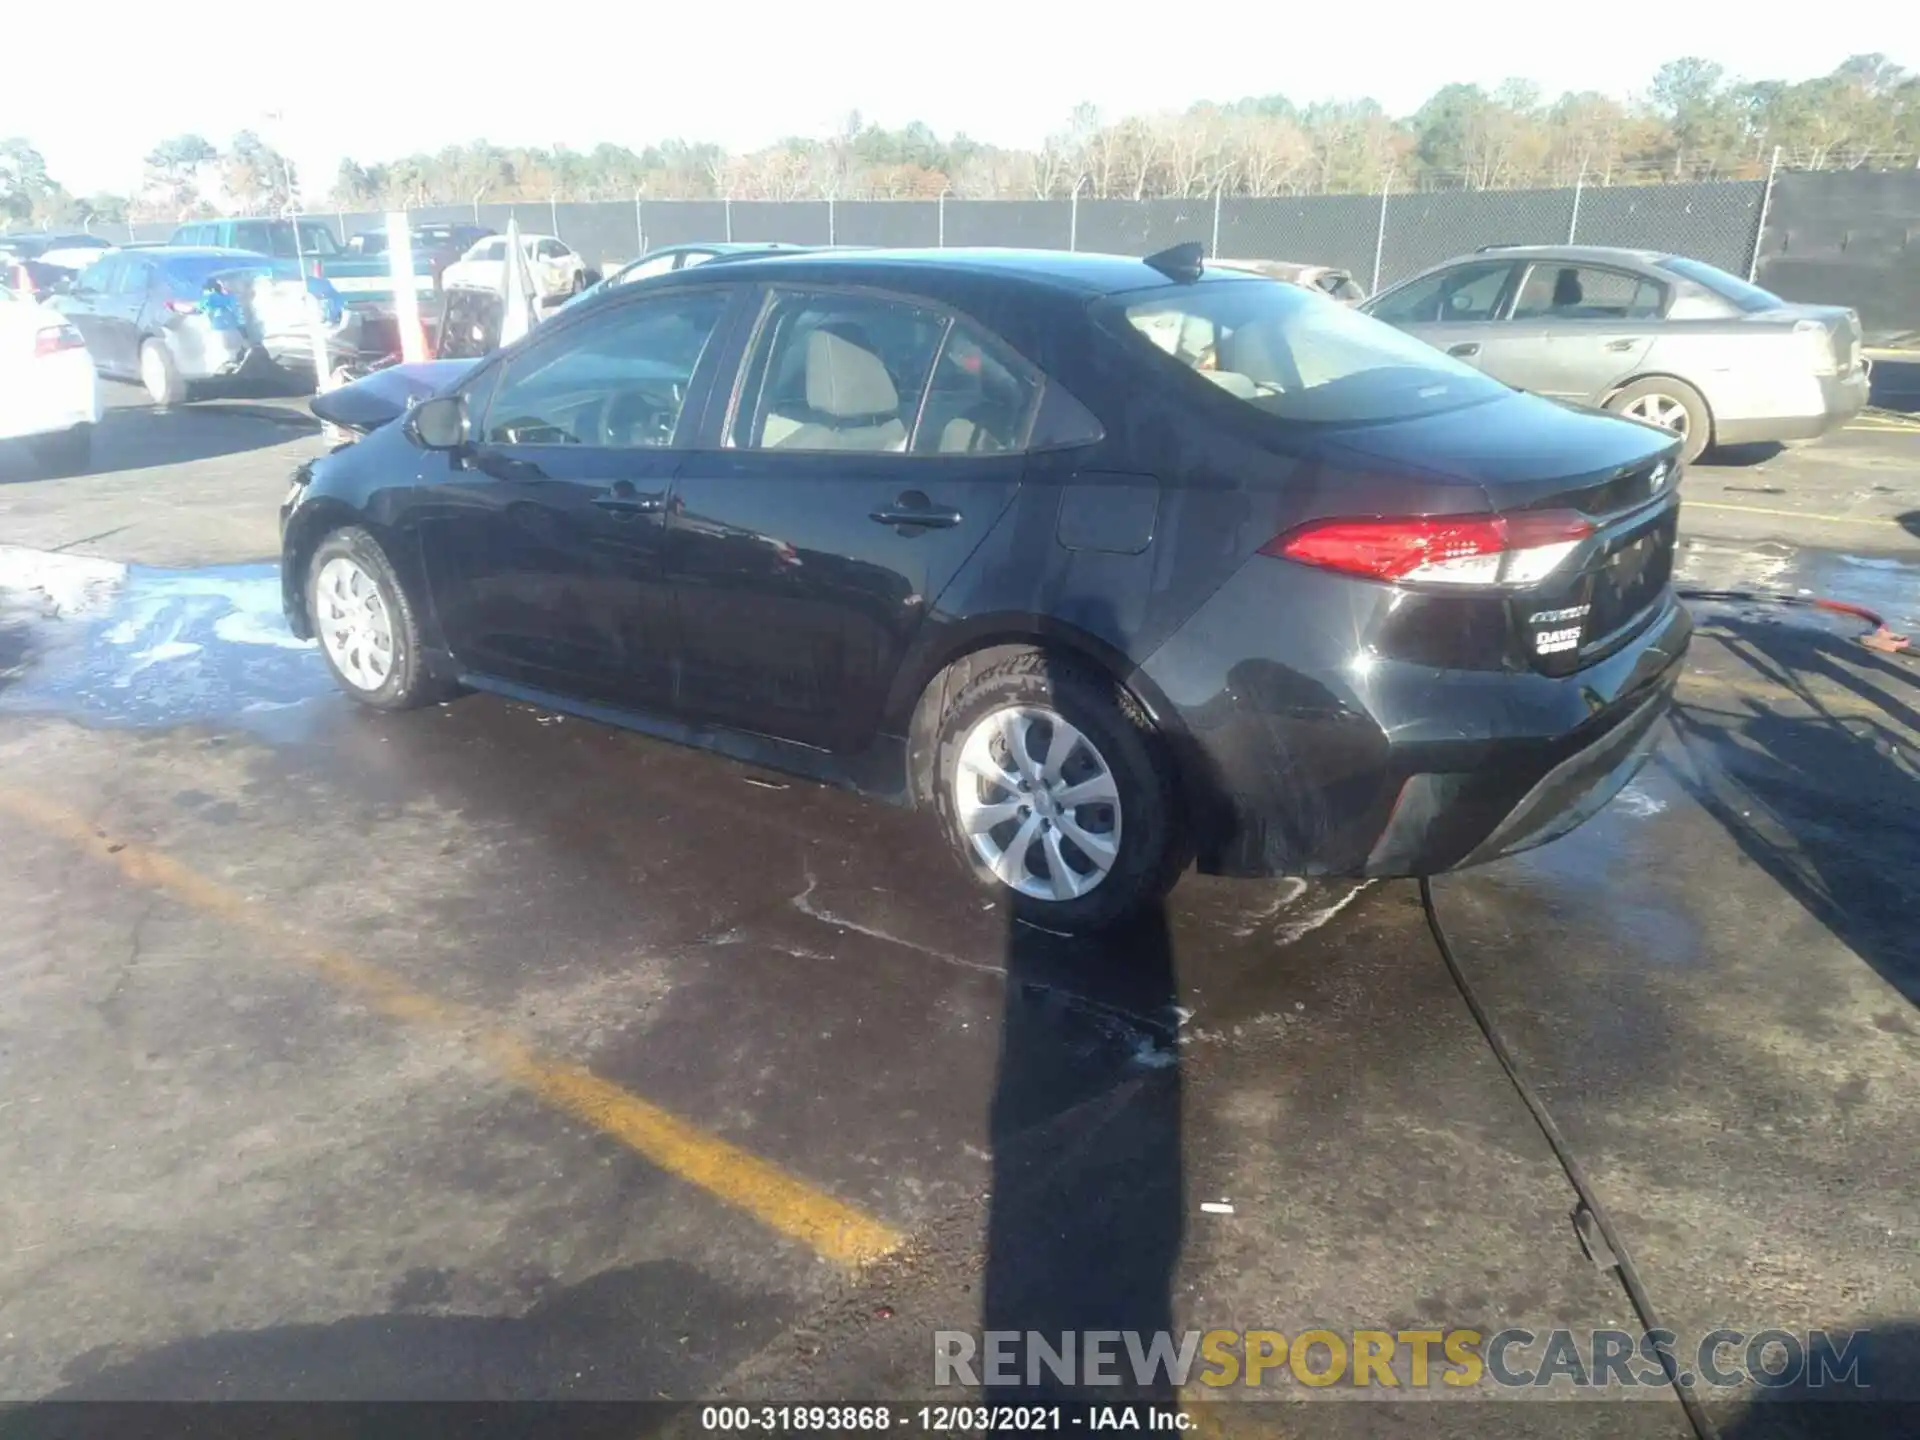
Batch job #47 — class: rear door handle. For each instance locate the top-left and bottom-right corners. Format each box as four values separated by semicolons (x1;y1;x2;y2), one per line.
1447;342;1481;358
871;492;962;530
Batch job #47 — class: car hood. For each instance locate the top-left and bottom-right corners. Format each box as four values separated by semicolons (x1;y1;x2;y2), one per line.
310;359;479;434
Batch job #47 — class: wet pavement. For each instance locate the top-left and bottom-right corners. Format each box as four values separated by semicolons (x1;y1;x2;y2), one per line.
0;471;1916;1436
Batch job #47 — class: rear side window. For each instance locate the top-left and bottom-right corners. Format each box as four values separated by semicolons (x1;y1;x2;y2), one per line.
1513;264;1665;321
1655;255;1783;313
232;222;272;254
1368;261;1516;324
731;292;947;453
1108;276;1508;425
910;322;1042;454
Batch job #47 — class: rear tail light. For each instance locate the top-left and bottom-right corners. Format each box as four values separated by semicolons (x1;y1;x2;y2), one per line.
1792;319;1838;377
1265;511;1595;588
164;297;202;316
34;324;86;357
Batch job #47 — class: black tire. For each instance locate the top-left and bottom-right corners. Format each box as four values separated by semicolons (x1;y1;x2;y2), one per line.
1605;376;1711;465
305;526;451;711
932;651;1186;933
30;423;92;477
139;337;188;408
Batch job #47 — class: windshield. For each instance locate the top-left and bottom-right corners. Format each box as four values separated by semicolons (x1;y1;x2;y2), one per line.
1656;256;1784;313
1104;276;1507;425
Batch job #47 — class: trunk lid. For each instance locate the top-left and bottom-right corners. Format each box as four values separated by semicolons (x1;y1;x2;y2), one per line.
1322;389;1683;674
1753;302;1864;378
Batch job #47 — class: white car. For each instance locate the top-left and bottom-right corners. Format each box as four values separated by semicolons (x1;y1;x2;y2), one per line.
440;234;586;302
0;286;100;474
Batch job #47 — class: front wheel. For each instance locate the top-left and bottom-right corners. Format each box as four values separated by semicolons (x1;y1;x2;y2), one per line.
1605;377;1710;465
306;527;451;711
933;652;1186;933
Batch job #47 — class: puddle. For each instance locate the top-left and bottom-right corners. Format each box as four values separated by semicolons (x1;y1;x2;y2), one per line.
1675;538;1920;637
0;548;337;739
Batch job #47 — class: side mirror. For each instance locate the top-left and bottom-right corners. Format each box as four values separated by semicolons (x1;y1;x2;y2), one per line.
406;394;468;450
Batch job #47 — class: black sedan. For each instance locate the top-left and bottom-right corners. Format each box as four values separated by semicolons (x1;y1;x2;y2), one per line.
282;244;1690;932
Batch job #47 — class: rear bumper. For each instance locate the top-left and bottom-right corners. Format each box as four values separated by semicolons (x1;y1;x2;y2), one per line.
1136;561;1692;879
0;352;100;440
1715;370;1870;445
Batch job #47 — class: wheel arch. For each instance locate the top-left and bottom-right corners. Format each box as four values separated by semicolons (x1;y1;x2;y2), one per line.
893;616;1190;812
281;498;406;640
1601;370;1717;443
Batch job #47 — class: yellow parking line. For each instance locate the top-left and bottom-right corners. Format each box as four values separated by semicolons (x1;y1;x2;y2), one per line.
0;784;904;1269
1686;500;1905;527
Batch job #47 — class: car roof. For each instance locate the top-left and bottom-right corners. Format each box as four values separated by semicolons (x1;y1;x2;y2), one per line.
677;246;1258;297
1470;244;1668;265
121;246;284;261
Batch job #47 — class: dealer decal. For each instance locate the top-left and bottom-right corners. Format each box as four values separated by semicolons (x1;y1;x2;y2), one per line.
1530;603;1590;656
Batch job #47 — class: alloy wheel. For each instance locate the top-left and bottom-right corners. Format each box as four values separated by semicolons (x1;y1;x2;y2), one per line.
954;704;1122;901
314;556;395;693
1622;392;1690;435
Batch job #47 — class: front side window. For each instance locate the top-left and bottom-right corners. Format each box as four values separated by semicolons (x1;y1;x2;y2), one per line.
537;239;566;261
1367;261;1516;325
1108;276;1509;425
732;291;947;453
1513;265;1665;321
232;222;272;255
479;289;729;448
298;224;340;256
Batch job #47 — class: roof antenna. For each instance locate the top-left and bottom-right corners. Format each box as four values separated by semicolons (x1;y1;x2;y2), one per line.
1143;241;1205;282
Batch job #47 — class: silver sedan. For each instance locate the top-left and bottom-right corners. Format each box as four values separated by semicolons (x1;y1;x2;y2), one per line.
1360;244;1869;462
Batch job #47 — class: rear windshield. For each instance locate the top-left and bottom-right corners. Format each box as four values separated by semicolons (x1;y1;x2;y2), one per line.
1656;256;1783;313
1102;276;1507;424
163;255;299;292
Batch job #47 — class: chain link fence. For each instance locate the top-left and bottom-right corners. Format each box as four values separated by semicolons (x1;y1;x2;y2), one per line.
89;175;1775;297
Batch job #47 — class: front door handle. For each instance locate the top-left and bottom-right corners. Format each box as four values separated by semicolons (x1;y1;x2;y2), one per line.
1447;342;1481;358
871;491;962;530
592;480;666;515
1605;338;1637;352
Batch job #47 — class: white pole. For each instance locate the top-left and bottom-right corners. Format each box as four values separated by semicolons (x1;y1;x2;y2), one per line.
1210;184;1222;257
937;188;947;247
1069;177;1082;252
1371;168;1392;294
1567;162;1585;244
1749;145;1782;281
387;212;427;363
634;188;645;255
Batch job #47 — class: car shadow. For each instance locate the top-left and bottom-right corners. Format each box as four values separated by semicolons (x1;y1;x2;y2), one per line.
0;1260;774;1430
1660;610;1919;1005
1868;355;1919;414
1706;1317;1920;1439
0;403;317;484
1899;510;1920;543
1698;441;1785;468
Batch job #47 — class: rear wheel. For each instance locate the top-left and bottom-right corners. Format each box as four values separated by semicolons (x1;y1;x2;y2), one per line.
139;338;188;407
306;527;450;711
1606;377;1710;464
933;653;1185;933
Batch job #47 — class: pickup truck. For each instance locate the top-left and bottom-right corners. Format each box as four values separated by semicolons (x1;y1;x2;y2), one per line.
169;217;438;313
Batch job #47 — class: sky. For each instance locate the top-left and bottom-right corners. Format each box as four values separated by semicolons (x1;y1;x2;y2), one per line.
6;0;1913;196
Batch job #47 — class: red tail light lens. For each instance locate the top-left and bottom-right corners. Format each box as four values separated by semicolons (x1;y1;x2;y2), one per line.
1264;511;1594;588
34;324;86;357
164;298;202;315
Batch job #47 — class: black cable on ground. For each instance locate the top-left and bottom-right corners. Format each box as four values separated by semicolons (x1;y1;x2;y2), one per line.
1418;876;1722;1440
1674;587;1910;655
